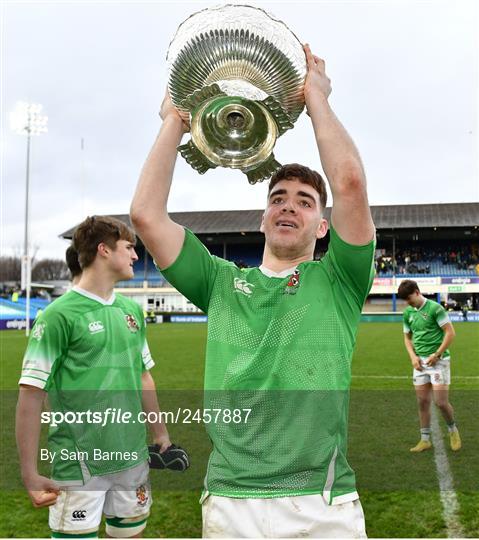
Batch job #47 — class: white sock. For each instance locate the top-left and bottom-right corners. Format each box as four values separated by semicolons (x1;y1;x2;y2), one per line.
447;422;457;433
420;427;431;441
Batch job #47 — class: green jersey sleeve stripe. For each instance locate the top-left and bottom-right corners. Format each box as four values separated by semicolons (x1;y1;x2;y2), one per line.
21;367;51;375
21;368;49;379
18;375;47;389
20;373;48;382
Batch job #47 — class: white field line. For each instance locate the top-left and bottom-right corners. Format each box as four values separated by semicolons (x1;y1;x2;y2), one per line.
430;406;464;538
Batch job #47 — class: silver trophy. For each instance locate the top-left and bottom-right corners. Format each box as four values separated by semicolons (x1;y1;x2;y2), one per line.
167;4;307;184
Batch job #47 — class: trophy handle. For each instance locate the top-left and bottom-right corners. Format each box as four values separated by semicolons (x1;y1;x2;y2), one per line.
179;84;226;113
177;140;218;175
244;154;282;185
260;97;294;136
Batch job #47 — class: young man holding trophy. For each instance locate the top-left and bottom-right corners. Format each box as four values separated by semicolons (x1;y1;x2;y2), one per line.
131;8;375;535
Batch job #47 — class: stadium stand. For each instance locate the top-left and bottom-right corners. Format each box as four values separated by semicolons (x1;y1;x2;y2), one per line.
0;298;38;325
4;203;478;328
59;203;479;286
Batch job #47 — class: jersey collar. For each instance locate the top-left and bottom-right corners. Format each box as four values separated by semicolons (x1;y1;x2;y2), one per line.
72;286;116;306
259;264;297;278
414;298;428;311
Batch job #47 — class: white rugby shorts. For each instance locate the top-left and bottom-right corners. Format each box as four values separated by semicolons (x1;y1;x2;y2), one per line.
49;461;151;537
413;357;451;386
201;493;367;538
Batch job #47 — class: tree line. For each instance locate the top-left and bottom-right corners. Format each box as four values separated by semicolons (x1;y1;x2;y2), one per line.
0;256;69;282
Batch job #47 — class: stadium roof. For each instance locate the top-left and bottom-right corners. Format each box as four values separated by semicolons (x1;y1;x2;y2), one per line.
60;202;479;238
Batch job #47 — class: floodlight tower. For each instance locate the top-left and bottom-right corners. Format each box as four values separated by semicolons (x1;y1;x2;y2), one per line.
10;102;48;336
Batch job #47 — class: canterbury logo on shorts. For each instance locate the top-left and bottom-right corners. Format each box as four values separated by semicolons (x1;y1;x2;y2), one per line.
72;510;86;520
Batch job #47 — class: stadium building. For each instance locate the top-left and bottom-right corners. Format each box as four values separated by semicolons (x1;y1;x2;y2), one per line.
58;202;479;322
2;202;478;330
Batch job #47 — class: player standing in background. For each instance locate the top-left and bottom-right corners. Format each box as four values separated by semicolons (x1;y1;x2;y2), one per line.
65;244;82;285
16;216;176;538
131;43;375;538
397;279;461;453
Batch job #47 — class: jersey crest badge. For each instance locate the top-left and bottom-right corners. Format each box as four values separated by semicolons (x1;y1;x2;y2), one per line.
32;322;46;341
284;269;300;295
136;485;148;507
125;314;139;333
420;312;429;320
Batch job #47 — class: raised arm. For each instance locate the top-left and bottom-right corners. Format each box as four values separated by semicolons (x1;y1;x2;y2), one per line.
130;92;189;269
303;44;375;245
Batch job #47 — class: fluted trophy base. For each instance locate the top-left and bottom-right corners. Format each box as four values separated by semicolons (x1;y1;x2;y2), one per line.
177;84;293;183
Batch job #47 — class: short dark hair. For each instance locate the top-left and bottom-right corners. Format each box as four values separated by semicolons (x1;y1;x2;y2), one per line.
268;163;327;210
73;216;136;269
397;280;420;300
65;244;82;279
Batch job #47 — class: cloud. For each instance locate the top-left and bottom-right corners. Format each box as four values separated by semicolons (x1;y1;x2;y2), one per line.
3;1;478;259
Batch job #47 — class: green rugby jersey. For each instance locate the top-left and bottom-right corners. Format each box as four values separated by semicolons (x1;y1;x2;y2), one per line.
402;299;451;357
19;287;154;483
162;226;375;504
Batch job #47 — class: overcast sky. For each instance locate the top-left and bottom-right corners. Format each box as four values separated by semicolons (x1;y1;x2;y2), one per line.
2;0;478;260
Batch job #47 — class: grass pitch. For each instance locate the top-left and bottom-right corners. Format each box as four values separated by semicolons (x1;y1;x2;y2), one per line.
1;322;478;537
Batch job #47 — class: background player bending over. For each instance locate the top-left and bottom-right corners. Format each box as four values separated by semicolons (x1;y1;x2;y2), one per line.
16;216;177;538
398;279;461;453
131;43;375;538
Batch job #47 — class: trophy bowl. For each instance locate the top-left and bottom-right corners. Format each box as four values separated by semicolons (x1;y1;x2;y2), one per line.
167;4;307;184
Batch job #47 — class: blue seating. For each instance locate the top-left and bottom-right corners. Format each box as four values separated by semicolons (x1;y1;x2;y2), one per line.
15;297;50;310
0;298;39;320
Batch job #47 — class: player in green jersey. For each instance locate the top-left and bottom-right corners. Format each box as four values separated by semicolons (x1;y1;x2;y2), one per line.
131;44;375;537
398;280;461;453
16;216;176;538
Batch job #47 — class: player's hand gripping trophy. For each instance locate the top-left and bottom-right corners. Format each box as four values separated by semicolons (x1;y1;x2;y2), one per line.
165;4;307;184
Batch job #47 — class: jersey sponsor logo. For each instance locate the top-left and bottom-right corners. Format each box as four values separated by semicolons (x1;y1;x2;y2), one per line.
125;314;140;333
136;485;149;507
284;269;300;295
88;320;105;334
72;510;86;520
233;278;254;297
32;322;46;341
